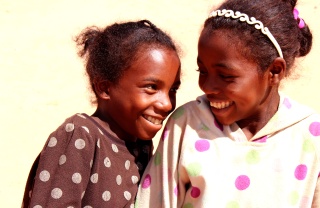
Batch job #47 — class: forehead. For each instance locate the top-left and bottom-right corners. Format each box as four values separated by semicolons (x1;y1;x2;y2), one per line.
122;47;180;80
199;28;256;62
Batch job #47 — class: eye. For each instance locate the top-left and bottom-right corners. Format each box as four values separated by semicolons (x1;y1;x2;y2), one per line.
196;68;207;76
220;74;236;82
145;84;157;93
170;86;180;93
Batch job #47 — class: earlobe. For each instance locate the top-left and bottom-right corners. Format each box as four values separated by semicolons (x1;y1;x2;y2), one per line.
268;57;286;86
93;80;111;100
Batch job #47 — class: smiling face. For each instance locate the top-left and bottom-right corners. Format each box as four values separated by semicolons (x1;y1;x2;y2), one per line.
197;29;281;131
100;47;181;141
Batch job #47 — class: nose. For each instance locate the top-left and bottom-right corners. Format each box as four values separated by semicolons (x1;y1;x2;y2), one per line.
155;92;174;113
199;75;220;95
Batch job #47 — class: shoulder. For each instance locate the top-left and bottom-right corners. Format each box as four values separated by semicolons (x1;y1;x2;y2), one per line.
170;95;210;118
46;113;103;149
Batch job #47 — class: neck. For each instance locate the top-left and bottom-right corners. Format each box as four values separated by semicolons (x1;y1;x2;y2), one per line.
238;90;280;140
92;107;137;142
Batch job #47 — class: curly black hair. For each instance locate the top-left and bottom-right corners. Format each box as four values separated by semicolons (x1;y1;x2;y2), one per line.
75;20;179;101
203;0;312;76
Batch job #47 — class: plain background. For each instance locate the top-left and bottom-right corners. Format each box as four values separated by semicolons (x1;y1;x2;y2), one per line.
1;0;319;207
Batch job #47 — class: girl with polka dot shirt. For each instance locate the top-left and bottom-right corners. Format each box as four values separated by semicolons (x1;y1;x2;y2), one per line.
22;20;181;208
136;0;320;207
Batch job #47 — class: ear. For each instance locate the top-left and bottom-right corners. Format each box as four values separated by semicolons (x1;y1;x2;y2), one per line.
93;79;111;100
268;57;286;86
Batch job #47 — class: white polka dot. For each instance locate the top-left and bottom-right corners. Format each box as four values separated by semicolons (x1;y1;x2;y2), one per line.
77;114;86;119
75;139;86;149
81;126;89;133
29;190;32;198
51;188;63;199
130;204;134;208
90;173;98;183
67;206;74;208
33;205;42;208
83;206;93;208
65;123;75;132
116;175;122;185
90;160;93;168
72;173;82;184
104;157;111;167
39;170;50;182
124;191;131;200
81;191;85;199
102;191;111;201
125;160;130;170
131;175;139;184
112;144;119;153
97;139;100;148
98;128;103;135
59;155;66;165
48;137;57;147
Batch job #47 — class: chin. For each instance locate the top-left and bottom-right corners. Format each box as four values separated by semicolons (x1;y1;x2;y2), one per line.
138;132;157;141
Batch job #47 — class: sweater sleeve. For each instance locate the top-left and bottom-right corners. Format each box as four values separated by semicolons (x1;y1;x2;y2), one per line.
25;118;96;208
136;107;187;208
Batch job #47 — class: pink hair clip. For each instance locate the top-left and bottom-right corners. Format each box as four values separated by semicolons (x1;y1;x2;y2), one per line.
293;8;305;29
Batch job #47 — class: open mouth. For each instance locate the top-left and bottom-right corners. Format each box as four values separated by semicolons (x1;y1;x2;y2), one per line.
143;115;163;125
210;101;233;109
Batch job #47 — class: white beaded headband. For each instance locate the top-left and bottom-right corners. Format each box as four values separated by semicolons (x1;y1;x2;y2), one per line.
209;9;283;58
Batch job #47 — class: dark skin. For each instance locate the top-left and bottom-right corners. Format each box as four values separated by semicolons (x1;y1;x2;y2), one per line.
92;47;181;142
197;29;286;140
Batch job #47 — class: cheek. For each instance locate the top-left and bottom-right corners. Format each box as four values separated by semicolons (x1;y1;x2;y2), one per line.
169;94;177;111
198;76;206;91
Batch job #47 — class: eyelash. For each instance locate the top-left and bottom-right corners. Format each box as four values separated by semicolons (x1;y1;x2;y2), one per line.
170;86;180;93
145;85;179;93
196;68;235;81
196;68;207;76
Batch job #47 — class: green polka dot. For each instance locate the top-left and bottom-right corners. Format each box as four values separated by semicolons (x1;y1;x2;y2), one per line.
199;123;210;131
303;139;314;153
186;162;202;177
134;199;139;208
246;150;260;164
172;107;185;119
183;203;193;208
226;201;240;208
288;191;299;205
154;151;161;166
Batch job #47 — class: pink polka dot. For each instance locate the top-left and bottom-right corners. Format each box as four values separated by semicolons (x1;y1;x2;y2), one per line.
294;164;308;180
174;186;178;196
142;174;151;188
195;140;210;152
214;119;223;131
161;127;169;141
254;136;267;143
283;98;292;109
235;175;250;190
190;186;201;198
309;122;320;136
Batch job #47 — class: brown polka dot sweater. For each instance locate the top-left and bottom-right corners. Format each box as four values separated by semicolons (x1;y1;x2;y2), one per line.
22;113;153;208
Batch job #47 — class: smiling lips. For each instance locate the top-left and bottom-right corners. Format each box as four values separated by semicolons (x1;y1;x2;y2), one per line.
144;115;163;125
210;101;233;109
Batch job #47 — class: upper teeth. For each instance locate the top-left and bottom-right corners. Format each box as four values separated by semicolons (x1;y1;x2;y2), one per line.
210;101;233;109
145;116;162;125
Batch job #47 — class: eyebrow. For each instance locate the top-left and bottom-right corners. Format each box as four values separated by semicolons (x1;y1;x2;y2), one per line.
197;57;235;71
143;77;181;86
142;77;161;83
